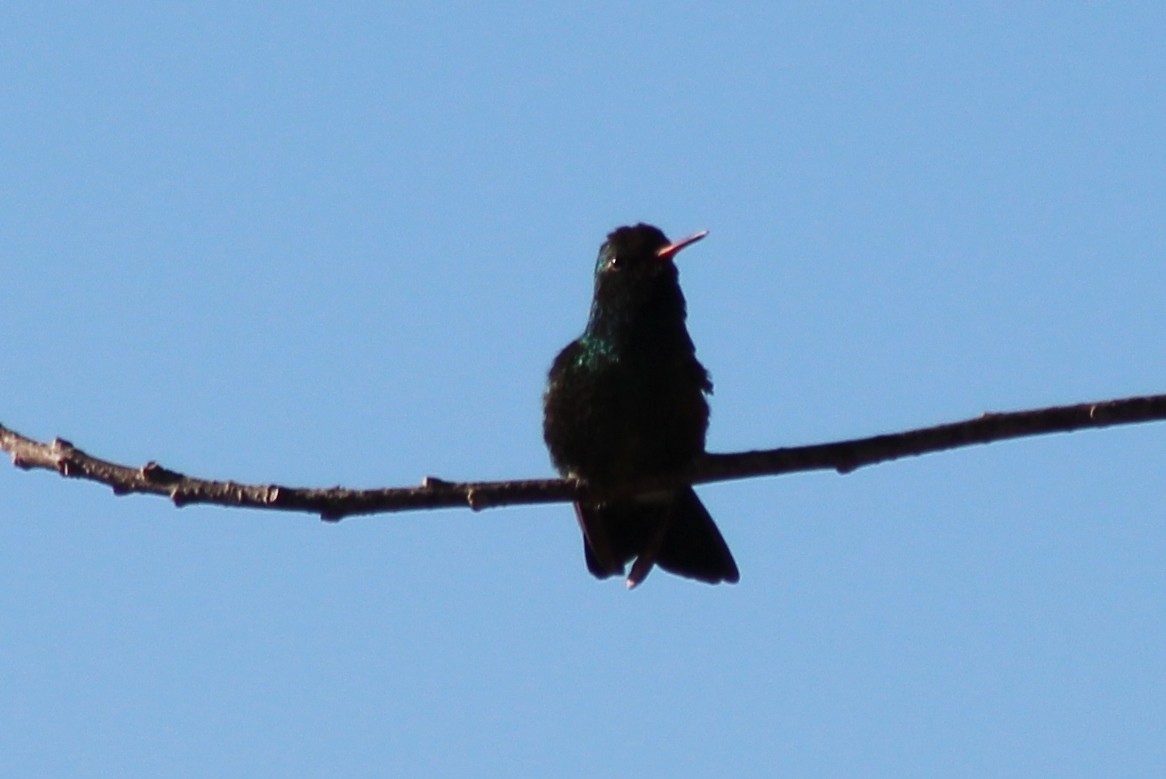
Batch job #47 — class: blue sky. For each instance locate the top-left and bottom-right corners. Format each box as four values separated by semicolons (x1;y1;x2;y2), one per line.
3;3;1165;776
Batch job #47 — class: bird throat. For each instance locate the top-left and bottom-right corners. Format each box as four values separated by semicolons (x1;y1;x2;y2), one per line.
583;272;690;357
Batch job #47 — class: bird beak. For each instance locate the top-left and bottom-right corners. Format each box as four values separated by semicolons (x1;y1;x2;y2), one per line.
657;229;709;261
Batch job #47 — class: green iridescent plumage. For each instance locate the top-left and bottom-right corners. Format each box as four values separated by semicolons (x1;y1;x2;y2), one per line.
543;224;739;587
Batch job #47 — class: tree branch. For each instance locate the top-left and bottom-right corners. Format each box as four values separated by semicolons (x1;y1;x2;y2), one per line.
3;392;1165;521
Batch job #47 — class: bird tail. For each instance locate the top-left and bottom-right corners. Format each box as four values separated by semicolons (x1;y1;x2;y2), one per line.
575;486;739;587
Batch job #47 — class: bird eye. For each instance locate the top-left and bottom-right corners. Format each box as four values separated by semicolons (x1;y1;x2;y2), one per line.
607;255;623;270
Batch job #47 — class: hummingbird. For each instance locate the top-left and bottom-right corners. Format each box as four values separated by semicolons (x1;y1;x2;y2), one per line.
542;223;739;588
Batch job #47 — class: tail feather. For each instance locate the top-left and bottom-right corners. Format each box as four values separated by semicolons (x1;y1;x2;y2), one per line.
575;487;738;585
656;487;739;584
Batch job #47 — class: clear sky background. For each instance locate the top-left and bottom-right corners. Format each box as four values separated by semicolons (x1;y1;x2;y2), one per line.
3;4;1165;776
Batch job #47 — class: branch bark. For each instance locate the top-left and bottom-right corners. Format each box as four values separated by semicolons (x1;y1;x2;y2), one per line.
3;392;1164;521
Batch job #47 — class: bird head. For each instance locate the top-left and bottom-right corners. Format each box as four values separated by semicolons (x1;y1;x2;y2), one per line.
585;223;708;343
593;223;708;280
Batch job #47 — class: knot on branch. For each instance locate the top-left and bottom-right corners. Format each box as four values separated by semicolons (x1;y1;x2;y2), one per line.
141;461;183;484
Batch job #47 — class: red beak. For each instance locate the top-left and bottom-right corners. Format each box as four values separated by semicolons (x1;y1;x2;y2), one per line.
656;229;709;261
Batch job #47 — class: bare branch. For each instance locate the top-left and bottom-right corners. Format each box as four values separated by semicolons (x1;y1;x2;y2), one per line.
3;392;1165;521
